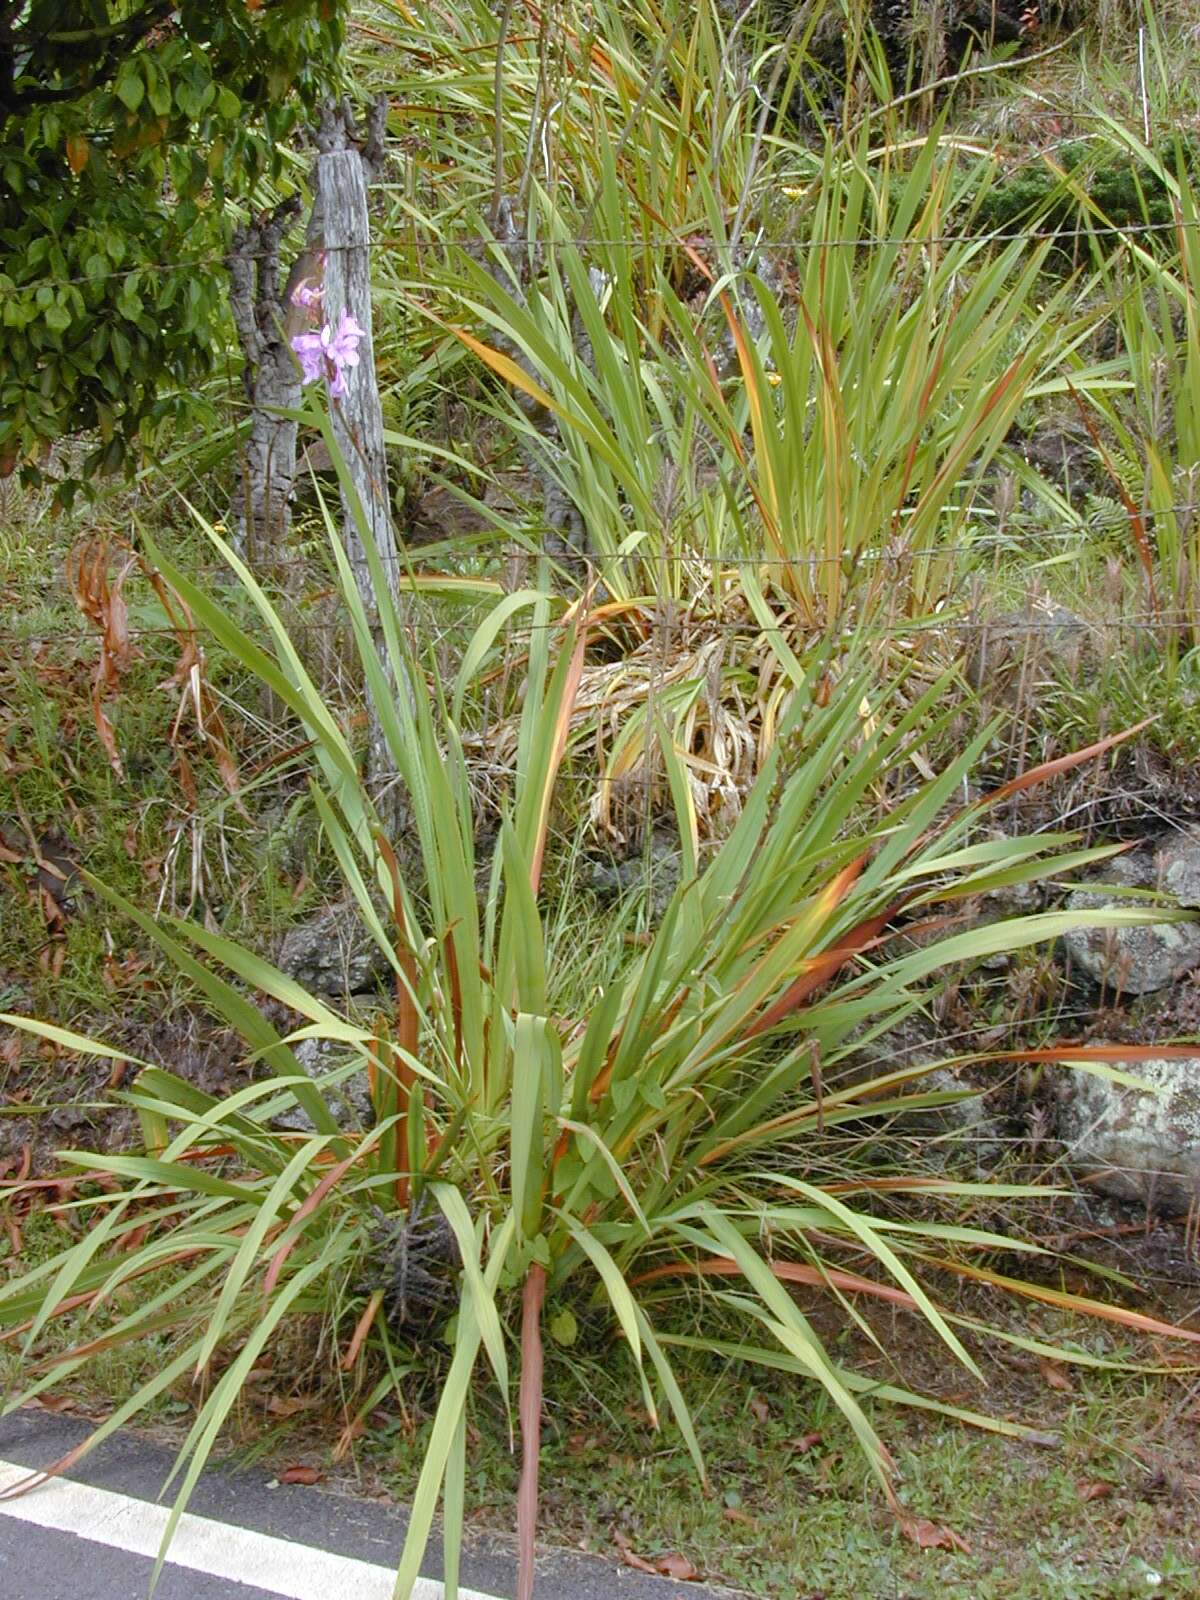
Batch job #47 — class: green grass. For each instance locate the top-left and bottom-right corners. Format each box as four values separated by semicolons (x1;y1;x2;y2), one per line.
0;490;389;1109
3;5;1200;1595
429;1344;1198;1599
7;1214;1193;1600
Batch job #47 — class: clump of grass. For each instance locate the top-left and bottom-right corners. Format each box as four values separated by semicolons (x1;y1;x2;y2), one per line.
3;423;1197;1598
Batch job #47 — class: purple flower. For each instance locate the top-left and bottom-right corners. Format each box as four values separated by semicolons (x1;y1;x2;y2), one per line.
325;310;365;397
289;251;326;320
291;328;326;386
290;277;323;312
291;309;366;400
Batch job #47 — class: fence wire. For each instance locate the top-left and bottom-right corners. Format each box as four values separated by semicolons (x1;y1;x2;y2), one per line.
13;210;1200;293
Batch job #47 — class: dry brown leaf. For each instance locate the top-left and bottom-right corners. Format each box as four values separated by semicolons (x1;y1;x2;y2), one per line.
35;1394;80;1413
748;1394;770;1422
899;1514;972;1554
613;1531;658;1575
722;1506;758;1527
145;569;245;814
66;134;90;174
792;1430;823;1454
1077;1479;1115;1502
67;539;137;778
332;1416;367;1463
1038;1358;1075;1393
266;1396;316;1418
656;1552;701;1581
278;1465;324;1485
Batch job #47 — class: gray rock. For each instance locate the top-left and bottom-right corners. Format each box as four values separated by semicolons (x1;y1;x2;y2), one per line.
277;899;391;997
841;1021;1007;1171
964;601;1090;693
1159;830;1200;909
1062;833;1200;995
1055;1054;1200;1213
274;1036;374;1132
590;827;682;918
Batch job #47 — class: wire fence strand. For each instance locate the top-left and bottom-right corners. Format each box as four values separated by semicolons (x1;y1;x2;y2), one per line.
5;607;1200;649
14;211;1200;292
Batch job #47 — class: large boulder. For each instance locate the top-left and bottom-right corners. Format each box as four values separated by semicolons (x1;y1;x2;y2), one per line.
1055;1054;1200;1212
277;899;391;997
1062;832;1200;995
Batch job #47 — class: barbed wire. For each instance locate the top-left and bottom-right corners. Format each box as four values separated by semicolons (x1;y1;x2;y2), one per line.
9;210;1200;294
6;494;1199;577
200;518;1200;583
7;504;1198;639
127;496;1200;568
4;606;1199;650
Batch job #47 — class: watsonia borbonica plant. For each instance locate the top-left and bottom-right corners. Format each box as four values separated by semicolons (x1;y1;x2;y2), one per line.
2;421;1198;1596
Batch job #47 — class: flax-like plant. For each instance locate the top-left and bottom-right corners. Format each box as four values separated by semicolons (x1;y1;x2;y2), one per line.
3;420;1198;1598
1078;133;1200;652
364;0;798;244
421;131;1123;632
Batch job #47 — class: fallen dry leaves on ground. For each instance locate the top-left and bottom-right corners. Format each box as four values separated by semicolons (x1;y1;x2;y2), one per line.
897;1512;972;1554
614;1530;702;1580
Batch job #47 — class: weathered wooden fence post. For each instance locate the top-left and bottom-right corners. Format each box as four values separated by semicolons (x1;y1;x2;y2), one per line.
226;195;305;561
313;97;410;833
315;99;400;618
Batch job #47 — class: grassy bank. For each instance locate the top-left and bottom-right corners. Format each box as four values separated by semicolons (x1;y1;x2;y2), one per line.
3;3;1200;1595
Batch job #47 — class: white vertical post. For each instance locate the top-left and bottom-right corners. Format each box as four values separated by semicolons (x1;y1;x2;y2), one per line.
317;146;401;619
314;110;410;832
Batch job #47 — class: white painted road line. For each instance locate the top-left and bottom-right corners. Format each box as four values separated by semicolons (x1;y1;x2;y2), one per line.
0;1458;505;1600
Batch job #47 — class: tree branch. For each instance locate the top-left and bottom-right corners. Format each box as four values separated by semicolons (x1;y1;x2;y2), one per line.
0;2;173;118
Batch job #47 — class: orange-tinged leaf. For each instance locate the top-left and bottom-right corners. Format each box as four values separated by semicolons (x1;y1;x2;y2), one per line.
66;134;89;175
517;1265;547;1600
1077;1479;1115;1502
278;1465;323;1485
341;1290;383;1371
992;1041;1200;1065
722;293;776;514
263;1129;385;1298
977;720;1152;810
528;611;589;897
742;859;885;1042
656;1552;702;1580
723;1505;758;1526
614;1532;659;1575
933;1259;1200;1343
633;1253;919;1310
899;1513;971;1554
447;326;557;414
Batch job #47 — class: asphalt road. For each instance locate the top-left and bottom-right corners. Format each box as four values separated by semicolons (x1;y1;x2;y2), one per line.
0;1409;730;1600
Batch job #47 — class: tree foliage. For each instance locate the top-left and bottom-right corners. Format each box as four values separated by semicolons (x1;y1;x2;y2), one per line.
0;1;347;497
